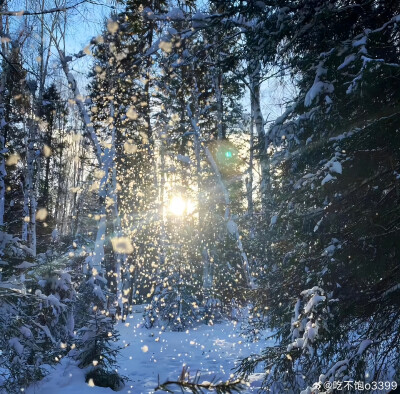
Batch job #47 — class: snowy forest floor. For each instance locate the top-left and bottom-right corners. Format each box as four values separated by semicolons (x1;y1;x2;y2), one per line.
26;307;272;394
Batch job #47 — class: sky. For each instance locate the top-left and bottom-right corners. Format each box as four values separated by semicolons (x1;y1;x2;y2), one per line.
62;0;288;124
64;1;120;54
2;0;290;127
57;1;122;95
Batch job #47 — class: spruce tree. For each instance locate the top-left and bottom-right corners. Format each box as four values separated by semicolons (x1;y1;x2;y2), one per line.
236;0;400;390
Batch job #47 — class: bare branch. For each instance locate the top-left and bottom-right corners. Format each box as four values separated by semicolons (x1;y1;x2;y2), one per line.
0;0;89;16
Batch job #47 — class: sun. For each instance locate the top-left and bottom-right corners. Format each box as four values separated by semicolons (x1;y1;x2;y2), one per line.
168;196;195;216
169;196;186;216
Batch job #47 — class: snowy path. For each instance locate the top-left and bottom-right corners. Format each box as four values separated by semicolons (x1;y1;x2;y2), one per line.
27;311;271;393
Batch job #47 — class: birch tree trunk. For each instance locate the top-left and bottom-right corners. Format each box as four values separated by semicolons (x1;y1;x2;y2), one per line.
56;48;109;283
246;99;255;218
248;58;269;214
187;69;254;288
202;145;254;289
158;126;166;267
213;70;224;140
57;49;103;166
186;72;213;293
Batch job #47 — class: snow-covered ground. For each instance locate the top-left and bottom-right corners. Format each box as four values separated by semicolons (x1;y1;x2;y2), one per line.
27;308;271;393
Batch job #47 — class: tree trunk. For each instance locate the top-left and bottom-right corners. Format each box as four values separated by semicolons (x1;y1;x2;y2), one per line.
247;101;255;218
213;70;224;140
248;58;269;214
187;73;212;294
202;144;254;289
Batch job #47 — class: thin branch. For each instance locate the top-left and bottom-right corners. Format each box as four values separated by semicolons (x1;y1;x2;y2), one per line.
155;367;246;393
0;0;89;16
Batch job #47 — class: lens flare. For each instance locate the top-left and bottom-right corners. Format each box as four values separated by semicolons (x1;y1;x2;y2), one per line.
225;151;232;158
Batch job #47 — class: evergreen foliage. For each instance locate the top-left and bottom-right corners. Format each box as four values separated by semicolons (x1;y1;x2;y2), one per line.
72;311;125;390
